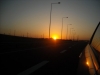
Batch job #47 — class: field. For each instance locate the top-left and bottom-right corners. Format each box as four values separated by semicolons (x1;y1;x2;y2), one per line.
0;34;88;75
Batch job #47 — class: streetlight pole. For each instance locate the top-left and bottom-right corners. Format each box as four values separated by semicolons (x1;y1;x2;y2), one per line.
70;28;73;40
72;30;75;41
66;24;72;40
49;2;60;39
61;17;68;40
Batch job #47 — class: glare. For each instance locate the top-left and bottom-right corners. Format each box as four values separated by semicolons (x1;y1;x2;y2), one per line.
52;35;58;40
86;61;89;66
53;36;57;40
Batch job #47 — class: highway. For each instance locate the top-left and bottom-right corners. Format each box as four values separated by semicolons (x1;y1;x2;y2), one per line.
0;41;87;75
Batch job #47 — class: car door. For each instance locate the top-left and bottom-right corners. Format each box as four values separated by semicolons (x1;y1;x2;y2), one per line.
77;22;100;75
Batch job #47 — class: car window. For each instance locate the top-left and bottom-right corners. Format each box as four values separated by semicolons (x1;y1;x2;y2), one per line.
91;22;100;67
91;23;100;52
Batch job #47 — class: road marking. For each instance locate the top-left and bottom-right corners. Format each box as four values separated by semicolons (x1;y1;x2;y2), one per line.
17;61;49;75
60;50;67;53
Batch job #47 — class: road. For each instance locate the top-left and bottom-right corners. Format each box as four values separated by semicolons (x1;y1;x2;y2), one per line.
0;41;87;75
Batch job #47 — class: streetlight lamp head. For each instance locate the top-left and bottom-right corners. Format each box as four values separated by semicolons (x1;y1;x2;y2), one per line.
58;2;60;4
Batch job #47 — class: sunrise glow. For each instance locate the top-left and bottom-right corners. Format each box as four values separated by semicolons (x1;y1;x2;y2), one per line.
53;37;57;40
52;35;58;40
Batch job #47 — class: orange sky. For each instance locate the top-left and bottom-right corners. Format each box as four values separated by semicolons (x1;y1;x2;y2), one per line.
0;0;100;40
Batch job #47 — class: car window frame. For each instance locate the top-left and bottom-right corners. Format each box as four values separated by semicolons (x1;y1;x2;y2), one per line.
89;22;100;75
89;22;100;45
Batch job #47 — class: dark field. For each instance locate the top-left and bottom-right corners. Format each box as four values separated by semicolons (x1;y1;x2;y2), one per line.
0;34;88;75
0;34;70;53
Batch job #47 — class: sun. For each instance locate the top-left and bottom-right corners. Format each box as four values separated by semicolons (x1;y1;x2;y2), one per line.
53;36;57;40
52;35;58;40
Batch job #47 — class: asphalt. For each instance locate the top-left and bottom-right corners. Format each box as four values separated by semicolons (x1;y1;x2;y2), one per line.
0;40;87;75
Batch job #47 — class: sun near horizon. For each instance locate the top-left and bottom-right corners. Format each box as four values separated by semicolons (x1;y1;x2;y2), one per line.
52;35;58;40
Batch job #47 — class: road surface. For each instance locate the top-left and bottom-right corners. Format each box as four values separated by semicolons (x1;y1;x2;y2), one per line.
0;41;87;75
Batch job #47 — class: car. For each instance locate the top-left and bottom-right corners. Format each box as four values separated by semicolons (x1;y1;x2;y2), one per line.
77;22;100;75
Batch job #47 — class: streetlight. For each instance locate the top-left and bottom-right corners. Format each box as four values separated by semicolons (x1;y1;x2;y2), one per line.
61;17;68;39
72;30;75;41
70;28;73;40
66;24;72;40
49;2;60;39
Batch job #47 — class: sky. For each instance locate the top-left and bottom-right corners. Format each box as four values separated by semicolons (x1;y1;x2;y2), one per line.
0;0;100;40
